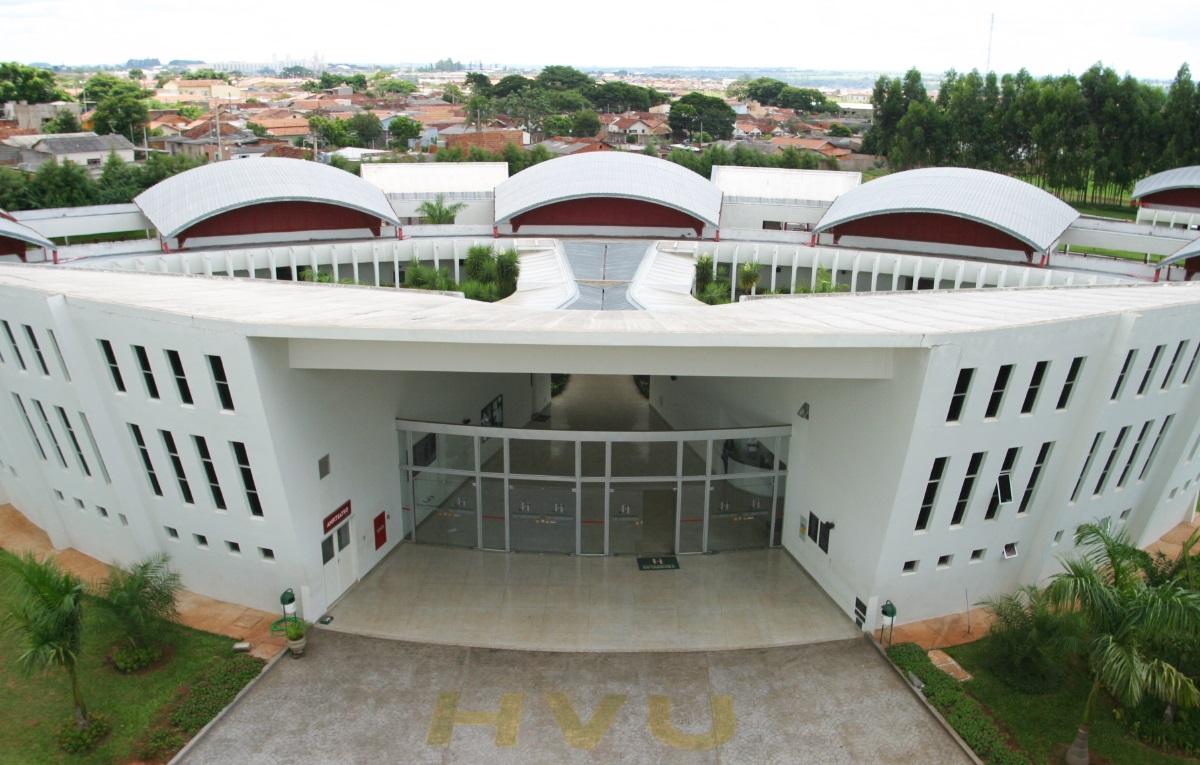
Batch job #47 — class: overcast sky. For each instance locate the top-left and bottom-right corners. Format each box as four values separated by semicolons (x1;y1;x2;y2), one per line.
3;0;1197;82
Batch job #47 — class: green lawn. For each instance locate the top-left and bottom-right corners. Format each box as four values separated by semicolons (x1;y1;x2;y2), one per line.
1073;204;1137;221
947;638;1199;765
1063;244;1161;263
0;568;259;764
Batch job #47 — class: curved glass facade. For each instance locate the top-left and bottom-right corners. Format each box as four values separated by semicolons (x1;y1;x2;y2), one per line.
398;421;789;555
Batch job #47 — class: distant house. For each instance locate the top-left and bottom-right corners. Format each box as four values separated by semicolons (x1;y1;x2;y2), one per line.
768;136;851;159
443;128;526;154
530;137;610;157
251;117;311;138
160;79;243;101
12;133;137;175
605;115;670;146
2;101;82;131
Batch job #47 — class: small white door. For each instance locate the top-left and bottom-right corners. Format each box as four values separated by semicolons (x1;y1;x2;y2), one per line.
321;519;355;605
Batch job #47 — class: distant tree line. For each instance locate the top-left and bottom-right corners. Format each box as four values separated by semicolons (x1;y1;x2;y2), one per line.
0;153;204;211
459;65;667;136
865;63;1200;206
726;77;841;113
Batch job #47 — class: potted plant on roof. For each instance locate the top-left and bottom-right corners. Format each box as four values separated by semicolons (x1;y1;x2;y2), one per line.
284;619;308;657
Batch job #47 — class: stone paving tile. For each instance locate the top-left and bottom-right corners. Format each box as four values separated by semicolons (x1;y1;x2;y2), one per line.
181;631;971;765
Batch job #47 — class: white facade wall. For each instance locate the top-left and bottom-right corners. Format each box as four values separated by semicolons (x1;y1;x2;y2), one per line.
718;201;830;231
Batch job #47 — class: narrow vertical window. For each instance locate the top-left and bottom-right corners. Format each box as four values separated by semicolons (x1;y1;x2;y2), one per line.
1018;442;1054;514
950;451;984;526
23;326;49;376
1184;342;1200;385
78;412;110;484
1162;340;1188;390
208;355;234;411
1118;420;1154;488
986;447;1020;519
129;424;162;496
1071;432;1105;502
159;430;193;504
1021;361;1049;414
165;350;193;404
1057;356;1085;410
99;339;126;392
55;406;90;477
1139;415;1175;482
946;368;973;422
231;441;262;516
1112;350;1137;400
1137;344;1165;395
133;345;160;399
47;329;70;381
32;399;67;468
1093;426;1129;496
985;364;1013;418
12;394;46;460
915;457;948;531
193;435;226;510
2;320;26;370
1189;433;1200;463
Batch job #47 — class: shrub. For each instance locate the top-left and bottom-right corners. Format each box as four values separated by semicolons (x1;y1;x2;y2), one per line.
460;279;500;302
112;643;161;673
887;642;1031;765
977;585;1081;694
168;654;264;735
699;281;731;305
136;727;185;760
97;554;182;651
694;254;713;294
1119;698;1200;754
495;248;520;293
58;715;111;754
464;245;498;282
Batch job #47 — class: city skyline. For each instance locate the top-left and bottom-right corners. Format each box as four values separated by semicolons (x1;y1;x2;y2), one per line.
3;0;1198;81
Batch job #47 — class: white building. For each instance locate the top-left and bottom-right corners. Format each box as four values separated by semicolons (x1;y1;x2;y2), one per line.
712;166;862;233
1;156;1199;636
360;162;508;227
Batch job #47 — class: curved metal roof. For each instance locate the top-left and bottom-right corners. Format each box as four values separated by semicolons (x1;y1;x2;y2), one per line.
494;153;722;227
814;167;1078;252
0;211;55;250
134;157;400;238
1132;166;1200;201
1157;237;1200;269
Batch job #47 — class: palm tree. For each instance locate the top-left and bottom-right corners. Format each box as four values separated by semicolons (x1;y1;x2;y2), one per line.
1045;520;1200;765
97;553;181;650
415;194;466;225
0;550;91;728
736;261;760;296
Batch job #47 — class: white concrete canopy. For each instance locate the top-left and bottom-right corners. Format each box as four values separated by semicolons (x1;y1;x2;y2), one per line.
815;167;1079;252
133;157;400;238
1158;237;1200;270
1133;166;1200;201
494;153;722;227
0;212;55;250
711;166;862;204
361;162;508;197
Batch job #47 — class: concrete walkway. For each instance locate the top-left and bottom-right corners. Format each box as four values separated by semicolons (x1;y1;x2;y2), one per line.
181;630;972;765
0;504;284;659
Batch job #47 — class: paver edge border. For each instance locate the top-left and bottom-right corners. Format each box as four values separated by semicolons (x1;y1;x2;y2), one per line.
865;634;985;765
167;647;288;765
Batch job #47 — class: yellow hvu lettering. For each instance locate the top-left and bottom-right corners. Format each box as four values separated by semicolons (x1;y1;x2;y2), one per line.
426;691;525;747
544;692;627;750
648;694;735;751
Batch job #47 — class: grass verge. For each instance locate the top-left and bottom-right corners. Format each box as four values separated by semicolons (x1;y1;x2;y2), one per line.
946;638;1199;765
0;568;263;764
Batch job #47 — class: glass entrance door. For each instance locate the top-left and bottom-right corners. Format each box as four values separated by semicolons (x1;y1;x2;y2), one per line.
610;481;676;554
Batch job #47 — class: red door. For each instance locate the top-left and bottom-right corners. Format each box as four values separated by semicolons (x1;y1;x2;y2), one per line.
373;512;387;550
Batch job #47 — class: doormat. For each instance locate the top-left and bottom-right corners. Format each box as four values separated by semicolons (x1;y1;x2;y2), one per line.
637;556;680;571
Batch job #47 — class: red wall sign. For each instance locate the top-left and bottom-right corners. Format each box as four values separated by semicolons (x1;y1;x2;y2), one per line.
323;500;351;535
373;512;387;550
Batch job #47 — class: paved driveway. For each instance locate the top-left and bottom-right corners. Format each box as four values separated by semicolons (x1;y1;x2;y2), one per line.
182;631;970;765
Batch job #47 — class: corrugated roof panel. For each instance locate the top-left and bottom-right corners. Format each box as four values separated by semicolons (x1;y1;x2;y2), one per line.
134;157;400;238
814;167;1079;252
494;153;722;227
1132;166;1200;200
0;215;55;249
1157;237;1200;269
